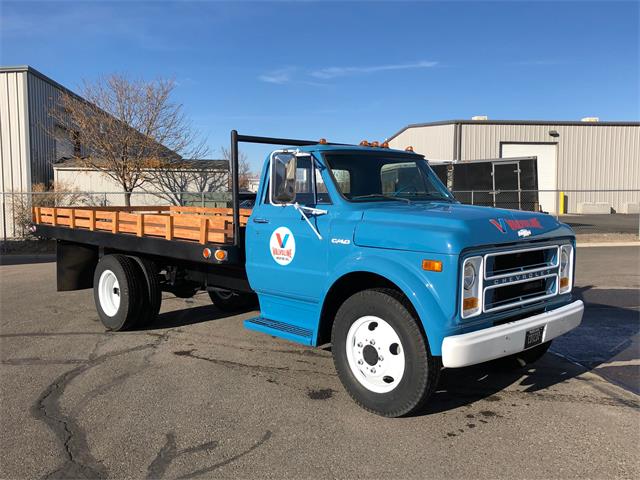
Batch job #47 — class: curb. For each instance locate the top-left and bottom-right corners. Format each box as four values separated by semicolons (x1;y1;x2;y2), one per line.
576;242;640;248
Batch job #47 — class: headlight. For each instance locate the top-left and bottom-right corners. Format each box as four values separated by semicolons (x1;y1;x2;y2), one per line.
461;256;483;318
463;263;476;290
559;245;574;294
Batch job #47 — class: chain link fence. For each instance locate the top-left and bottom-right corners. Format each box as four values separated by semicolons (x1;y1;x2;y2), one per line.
1;189;638;241
451;189;639;238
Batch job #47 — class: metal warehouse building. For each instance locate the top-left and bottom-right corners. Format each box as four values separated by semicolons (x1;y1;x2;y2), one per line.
388;119;640;214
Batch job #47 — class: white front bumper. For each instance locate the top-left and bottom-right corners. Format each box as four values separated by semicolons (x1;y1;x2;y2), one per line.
441;300;584;368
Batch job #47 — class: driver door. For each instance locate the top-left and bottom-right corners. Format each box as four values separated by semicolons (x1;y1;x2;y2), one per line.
246;153;331;304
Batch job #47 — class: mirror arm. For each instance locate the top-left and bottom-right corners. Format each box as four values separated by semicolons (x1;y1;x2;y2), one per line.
293;203;324;240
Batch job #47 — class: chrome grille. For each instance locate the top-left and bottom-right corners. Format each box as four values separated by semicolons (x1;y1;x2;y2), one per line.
483;246;560;313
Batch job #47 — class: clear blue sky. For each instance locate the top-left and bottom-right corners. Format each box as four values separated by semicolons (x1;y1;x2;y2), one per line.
2;1;638;170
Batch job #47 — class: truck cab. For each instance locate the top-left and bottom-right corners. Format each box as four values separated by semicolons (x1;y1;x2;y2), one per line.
245;142;583;416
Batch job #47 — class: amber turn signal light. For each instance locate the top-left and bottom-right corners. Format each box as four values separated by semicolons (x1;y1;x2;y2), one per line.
422;259;443;272
463;297;479;310
214;249;228;261
560;277;569;289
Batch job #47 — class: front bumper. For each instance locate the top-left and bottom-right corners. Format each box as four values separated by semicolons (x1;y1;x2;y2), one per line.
441;300;584;368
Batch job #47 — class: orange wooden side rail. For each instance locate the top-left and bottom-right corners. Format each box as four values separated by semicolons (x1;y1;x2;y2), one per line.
32;206;252;245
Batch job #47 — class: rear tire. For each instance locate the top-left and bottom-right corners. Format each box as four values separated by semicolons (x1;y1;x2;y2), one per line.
93;255;144;331
131;257;162;327
331;288;440;417
208;289;258;312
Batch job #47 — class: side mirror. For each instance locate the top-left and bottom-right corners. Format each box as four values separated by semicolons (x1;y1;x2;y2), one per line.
270;152;297;204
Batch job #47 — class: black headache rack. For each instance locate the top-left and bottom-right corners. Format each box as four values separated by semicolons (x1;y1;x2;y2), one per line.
33;131;344;266
229;130;350;245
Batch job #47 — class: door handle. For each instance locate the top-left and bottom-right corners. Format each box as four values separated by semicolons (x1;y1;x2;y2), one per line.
253;217;270;224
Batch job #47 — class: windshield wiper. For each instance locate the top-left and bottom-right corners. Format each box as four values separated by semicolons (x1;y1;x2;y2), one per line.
351;194;412;204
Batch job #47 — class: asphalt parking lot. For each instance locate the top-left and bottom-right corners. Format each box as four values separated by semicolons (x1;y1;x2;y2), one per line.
1;246;638;479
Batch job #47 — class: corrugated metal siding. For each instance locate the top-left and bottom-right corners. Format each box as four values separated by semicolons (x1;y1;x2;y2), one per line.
27;72;61;186
0;71;31;192
0;71;31;238
459;123;640;212
389;124;455;160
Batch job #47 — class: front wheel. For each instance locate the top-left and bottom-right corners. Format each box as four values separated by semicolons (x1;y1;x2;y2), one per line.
331;288;440;417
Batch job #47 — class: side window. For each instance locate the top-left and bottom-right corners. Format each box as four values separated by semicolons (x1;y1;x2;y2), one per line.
294;156;314;204
315;168;332;204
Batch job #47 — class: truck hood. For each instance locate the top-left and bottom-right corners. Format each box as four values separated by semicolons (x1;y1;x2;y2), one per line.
353;202;573;255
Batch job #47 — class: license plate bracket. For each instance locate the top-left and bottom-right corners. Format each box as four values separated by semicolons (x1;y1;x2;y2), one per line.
524;326;544;349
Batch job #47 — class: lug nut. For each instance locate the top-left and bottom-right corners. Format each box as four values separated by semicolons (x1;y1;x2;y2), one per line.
357;359;363;365
370;340;375;345
371;368;376;374
357;342;363;348
379;356;384;361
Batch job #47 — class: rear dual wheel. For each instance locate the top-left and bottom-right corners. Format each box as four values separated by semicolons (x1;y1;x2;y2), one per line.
93;254;161;331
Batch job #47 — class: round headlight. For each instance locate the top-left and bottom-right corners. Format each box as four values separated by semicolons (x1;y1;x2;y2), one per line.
560;250;569;271
463;262;476;291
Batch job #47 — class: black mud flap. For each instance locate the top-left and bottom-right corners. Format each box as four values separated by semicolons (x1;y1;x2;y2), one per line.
56;240;99;291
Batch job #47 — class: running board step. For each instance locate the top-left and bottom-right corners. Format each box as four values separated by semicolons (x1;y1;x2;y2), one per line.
244;317;314;346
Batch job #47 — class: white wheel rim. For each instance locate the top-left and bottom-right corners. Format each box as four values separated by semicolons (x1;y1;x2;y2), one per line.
98;269;120;317
345;316;405;393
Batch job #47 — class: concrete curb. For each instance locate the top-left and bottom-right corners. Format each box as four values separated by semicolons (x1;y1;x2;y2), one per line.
576;242;640;248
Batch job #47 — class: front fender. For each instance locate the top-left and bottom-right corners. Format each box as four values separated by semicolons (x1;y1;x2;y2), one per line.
325;249;458;355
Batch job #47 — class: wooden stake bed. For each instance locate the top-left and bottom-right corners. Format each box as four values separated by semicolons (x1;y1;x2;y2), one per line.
32;206;253;245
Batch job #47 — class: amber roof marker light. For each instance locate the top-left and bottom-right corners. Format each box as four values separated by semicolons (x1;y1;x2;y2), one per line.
405;146;414;152
359;140;370;146
318;138;328;145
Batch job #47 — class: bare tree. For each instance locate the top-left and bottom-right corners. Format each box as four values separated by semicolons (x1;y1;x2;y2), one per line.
220;147;253;190
50;75;207;205
146;160;229;206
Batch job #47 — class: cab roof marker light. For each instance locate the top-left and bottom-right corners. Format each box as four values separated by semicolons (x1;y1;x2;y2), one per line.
405;146;414;152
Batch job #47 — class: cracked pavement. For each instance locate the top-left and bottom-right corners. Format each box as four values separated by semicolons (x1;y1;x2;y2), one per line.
1;247;638;479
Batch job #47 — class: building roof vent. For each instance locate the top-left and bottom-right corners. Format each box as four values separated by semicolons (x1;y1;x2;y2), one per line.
471;115;488;121
581;117;600;122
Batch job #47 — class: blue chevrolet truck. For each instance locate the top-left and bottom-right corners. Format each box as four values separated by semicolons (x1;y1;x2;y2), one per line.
34;131;584;417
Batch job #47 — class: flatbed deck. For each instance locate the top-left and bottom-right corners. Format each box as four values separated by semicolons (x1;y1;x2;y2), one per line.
32;205;252;245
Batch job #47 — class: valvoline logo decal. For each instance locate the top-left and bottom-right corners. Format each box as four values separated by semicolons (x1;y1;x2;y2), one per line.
490;217;542;233
270;227;296;265
490;218;508;233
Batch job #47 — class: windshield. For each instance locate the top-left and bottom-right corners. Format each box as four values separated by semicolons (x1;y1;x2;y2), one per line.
323;152;455;203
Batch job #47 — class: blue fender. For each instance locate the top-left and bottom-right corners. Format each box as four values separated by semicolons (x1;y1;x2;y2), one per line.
322;250;457;355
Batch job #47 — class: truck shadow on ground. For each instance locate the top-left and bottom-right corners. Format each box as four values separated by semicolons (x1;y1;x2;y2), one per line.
139;302;257;330
420;355;585;416
422;285;640;415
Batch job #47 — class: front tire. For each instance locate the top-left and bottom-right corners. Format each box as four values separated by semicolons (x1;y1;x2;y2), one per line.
93;255;144;331
331;288;440;417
